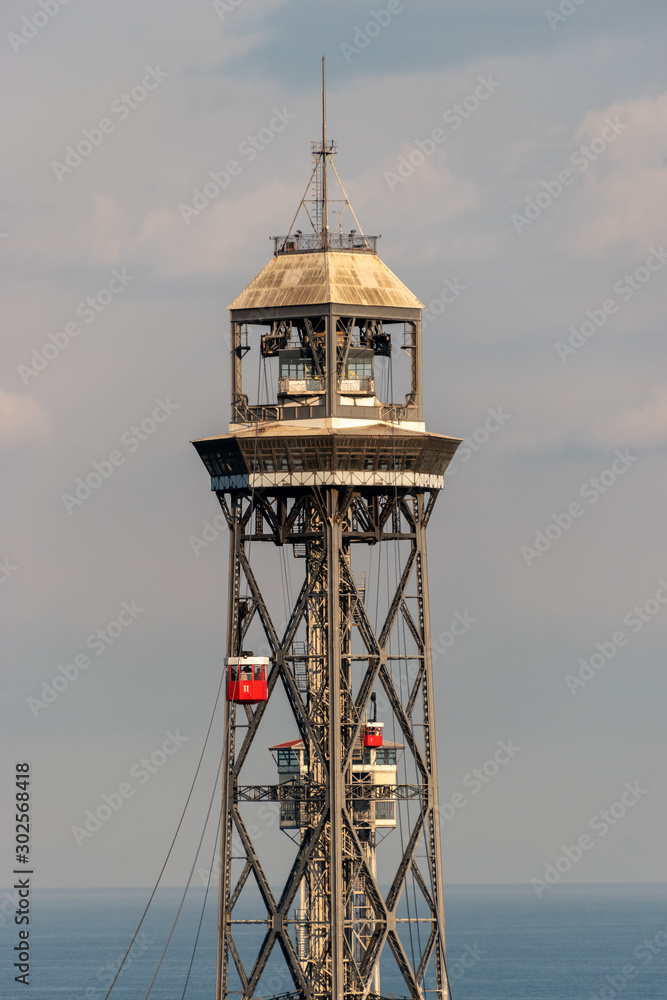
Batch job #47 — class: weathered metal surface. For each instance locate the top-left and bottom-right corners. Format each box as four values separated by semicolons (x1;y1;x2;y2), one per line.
228;251;424;311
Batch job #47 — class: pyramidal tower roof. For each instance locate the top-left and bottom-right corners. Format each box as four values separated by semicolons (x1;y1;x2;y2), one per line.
229;58;422;314
228;250;423;311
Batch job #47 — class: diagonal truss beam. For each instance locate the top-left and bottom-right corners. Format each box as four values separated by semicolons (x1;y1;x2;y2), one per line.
231;806;276;916
238;547;280;652
379;547;417;648
386;806;429;913
218;487;448;1000
379;663;428;780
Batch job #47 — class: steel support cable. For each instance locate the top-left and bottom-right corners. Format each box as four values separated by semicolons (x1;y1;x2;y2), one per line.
411;512;453;999
279;547;288;627
388;376;446;996
262;347;272;412
414;744;454;998
396;583;423;966
181;800;223;999
102;667;226;999
409;507;452;997
386;354;418;974
415;789;453;1000
259;347;294;632
279;544;294;636
243;347;264;598
219;647;238;998
367;525;376;638
391;489;423;962
372;505;383;635
142;735;226;1000
396;368;433;975
283;156;320;243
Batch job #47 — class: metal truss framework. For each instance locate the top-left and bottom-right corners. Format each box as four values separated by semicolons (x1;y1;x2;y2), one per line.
215;484;449;1000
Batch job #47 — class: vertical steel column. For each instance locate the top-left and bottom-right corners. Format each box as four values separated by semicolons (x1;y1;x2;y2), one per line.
326;488;345;1000
413;317;423;421
230;320;242;415
325;308;337;417
416;494;448;1000
216;504;241;1000
303;501;329;1000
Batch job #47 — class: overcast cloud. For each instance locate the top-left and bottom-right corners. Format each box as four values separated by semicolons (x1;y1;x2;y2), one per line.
1;0;666;889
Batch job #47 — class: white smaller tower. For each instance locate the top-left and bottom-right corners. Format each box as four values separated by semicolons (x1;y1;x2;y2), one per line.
269;728;404;992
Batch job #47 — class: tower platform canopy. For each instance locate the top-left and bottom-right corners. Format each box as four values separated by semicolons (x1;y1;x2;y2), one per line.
193;421;461;493
228;249;424;312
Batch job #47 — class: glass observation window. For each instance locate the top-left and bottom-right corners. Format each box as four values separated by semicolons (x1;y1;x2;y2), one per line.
277;748;301;768
280;358;315;380
346;357;373;379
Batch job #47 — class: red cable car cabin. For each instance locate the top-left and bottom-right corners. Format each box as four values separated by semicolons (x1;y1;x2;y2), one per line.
364;722;384;747
226;657;269;704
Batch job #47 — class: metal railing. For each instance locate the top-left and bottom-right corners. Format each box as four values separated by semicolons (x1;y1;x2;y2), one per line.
272;232;378;254
339;376;375;395
232;396;420;424
278;377;325;395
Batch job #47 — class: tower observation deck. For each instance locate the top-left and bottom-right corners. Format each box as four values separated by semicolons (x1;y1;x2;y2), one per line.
193;61;461;1000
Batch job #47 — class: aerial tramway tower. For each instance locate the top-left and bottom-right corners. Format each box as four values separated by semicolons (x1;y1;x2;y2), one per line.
194;62;461;1000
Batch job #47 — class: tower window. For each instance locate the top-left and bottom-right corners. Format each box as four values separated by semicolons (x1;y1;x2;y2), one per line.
375;801;395;821
277;748;301;768
281;358;315;380
341;349;374;389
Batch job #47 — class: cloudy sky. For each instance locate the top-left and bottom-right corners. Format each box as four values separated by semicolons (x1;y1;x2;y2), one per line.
2;0;667;896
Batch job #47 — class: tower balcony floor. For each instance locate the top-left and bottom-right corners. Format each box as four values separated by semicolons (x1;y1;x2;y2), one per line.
193;421;461;494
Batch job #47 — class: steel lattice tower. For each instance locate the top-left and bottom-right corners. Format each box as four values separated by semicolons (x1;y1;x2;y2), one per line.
194;63;461;1000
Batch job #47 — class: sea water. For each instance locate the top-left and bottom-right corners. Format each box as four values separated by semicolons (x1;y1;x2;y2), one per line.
1;883;666;999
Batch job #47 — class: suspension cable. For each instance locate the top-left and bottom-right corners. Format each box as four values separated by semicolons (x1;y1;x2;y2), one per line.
385;353;418;973
102;667;226;999
243;341;264;597
142;739;226;999
180;803;223;999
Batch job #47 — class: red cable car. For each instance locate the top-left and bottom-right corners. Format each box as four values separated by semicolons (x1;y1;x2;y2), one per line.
226;657;269;704
364;722;384;747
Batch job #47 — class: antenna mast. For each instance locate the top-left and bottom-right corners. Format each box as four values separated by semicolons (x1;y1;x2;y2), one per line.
322;56;329;247
273;61;376;253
